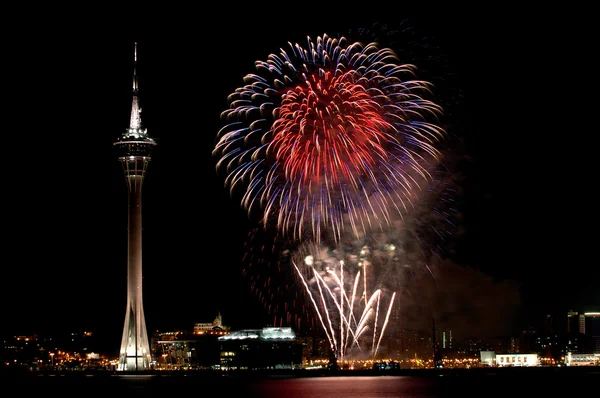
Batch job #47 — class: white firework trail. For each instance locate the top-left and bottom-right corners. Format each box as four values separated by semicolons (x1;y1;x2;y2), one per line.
292;244;397;362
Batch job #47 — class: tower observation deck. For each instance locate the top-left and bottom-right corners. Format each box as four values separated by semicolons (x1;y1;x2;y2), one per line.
113;42;156;371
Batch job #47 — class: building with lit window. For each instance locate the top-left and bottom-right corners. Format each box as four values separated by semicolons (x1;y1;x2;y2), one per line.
495;353;539;367
566;352;600;366
151;315;231;369
566;311;600;354
582;313;600;353
218;327;303;370
479;351;539;367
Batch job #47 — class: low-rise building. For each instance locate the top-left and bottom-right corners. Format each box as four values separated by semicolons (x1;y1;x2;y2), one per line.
218;327;303;370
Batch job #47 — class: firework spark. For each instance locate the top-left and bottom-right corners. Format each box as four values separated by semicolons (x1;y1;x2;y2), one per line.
213;34;446;243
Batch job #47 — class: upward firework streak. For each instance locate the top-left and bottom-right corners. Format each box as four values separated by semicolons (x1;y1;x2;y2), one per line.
291;240;398;361
213;34;446;244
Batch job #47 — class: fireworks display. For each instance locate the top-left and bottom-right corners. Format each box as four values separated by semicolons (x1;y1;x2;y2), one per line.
213;33;446;244
215;28;456;361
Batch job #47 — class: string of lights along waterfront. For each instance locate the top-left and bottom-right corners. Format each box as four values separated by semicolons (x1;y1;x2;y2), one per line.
113;42;155;371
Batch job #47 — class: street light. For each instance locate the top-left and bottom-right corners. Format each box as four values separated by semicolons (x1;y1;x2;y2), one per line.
49;352;54;367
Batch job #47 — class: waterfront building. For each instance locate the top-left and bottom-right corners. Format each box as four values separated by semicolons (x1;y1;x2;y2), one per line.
566;352;600;366
152;316;231;369
218;327;303;370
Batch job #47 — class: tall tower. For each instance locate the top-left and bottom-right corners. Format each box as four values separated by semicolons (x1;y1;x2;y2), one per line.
114;42;156;371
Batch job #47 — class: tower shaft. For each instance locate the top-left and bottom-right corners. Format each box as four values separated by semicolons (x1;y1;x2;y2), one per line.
118;172;151;371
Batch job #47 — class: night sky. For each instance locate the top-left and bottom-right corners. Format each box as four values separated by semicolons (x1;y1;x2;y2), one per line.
3;9;598;356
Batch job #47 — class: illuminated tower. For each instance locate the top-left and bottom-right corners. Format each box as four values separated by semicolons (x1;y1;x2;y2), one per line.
114;42;156;371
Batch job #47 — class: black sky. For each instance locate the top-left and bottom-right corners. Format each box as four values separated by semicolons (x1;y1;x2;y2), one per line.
3;9;598;355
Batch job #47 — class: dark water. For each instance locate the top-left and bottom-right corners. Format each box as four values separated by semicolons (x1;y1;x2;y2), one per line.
3;368;599;397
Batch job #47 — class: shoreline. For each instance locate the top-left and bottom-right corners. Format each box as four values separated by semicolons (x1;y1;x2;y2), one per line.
3;365;599;380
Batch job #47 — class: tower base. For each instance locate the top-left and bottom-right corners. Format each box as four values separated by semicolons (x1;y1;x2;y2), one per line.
117;301;151;371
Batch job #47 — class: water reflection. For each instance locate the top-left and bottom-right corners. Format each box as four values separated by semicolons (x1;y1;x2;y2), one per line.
247;376;438;398
5;369;598;397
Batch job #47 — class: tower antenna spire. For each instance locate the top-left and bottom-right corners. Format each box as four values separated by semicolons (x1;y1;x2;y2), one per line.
132;41;138;93
128;41;144;135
